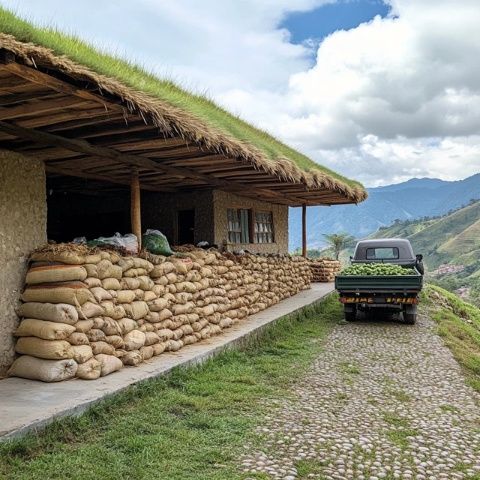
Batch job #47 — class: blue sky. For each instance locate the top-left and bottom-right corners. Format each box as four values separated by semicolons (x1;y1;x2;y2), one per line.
0;0;479;186
281;0;390;44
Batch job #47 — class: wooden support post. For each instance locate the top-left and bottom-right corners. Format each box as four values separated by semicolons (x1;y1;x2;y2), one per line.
130;169;142;250
302;203;307;258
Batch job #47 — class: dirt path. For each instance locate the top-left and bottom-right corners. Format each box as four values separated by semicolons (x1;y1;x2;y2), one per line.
240;315;480;480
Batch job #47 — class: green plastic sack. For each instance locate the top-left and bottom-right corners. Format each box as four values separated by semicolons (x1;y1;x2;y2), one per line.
143;229;173;256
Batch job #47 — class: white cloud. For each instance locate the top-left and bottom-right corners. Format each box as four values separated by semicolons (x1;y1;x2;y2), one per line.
1;0;479;186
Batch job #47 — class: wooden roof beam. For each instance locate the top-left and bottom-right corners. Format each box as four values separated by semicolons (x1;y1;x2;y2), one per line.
0;120;307;205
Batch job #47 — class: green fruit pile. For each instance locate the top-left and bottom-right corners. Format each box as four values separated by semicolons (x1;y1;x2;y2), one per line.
340;263;415;276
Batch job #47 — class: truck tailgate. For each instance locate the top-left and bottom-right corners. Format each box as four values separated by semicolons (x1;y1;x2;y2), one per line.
335;273;423;293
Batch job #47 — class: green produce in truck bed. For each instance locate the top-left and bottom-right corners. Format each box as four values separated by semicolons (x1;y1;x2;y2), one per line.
340;264;415;276
335;239;424;324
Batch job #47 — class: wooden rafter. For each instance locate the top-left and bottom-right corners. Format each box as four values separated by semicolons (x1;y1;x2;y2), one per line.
0;120;311;205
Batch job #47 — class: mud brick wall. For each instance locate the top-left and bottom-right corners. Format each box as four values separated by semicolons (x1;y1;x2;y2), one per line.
0;149;46;375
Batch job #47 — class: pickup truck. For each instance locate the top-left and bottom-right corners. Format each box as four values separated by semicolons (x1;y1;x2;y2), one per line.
335;239;424;324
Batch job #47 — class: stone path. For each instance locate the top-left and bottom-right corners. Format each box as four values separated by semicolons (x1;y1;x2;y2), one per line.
241;315;480;480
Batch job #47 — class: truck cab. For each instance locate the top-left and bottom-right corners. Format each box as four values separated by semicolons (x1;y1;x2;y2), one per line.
335;238;424;324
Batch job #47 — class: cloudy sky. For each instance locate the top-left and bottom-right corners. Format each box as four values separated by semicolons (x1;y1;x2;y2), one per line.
1;0;479;186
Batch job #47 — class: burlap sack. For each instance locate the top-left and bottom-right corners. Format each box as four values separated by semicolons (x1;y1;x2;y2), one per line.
123;268;147;278
8;355;78;382
90;287;113;302
101;302;125;320
77;301;105;320
166;339;183;351
143;291;157;302
22;283;92;306
67;332;89;346
122;350;143;366
116;290;136;304
172;302;194;316
84;277;102;288
30;251;94;265
71;345;94;364
183;334;197;345
147;298;169;312
152;342;167;356
134;289;145;301
102;318;122;336
16;337;74;360
17;302;78;324
124;330;146;351
75;319;94;333
137;276;154;291
95;354;122;376
102;278;121;290
118;318;137;335
76;358;101;380
144;331;160;346
26;265;88;285
123;301;149;320
140;345;154;361
91;341;115;355
156;329;174;341
86;329;106;342
15;319;76;340
150;261;175;278
120;277;140;290
105;335;124;348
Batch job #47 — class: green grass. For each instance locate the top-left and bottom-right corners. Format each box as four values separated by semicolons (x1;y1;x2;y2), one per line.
0;7;364;192
339;361;361;375
383;413;418;449
0;296;341;480
422;284;480;392
295;458;329;479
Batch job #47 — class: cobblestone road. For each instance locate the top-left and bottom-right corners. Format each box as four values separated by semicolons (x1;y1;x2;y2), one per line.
241;315;480;480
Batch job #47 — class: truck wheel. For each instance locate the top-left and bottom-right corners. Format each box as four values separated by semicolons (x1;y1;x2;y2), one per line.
344;306;357;322
404;313;417;324
403;305;417;324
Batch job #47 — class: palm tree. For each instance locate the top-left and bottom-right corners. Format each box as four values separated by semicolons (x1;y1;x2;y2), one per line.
323;233;354;260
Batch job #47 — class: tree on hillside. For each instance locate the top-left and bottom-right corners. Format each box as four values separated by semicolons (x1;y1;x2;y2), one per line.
323;233;355;260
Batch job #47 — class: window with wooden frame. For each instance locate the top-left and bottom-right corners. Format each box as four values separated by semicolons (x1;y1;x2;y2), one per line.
254;211;274;243
227;208;251;243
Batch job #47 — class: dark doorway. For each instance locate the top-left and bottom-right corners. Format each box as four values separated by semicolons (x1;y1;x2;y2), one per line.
46;174;130;242
177;209;195;245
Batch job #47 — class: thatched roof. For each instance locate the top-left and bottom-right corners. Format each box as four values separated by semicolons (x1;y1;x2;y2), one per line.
0;8;367;205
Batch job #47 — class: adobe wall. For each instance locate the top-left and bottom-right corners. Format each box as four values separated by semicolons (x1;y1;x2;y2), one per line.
213;190;289;254
0;149;47;375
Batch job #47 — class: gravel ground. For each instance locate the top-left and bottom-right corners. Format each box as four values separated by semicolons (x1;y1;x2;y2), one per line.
240;315;480;480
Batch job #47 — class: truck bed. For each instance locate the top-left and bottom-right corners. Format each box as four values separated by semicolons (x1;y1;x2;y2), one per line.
335;269;423;294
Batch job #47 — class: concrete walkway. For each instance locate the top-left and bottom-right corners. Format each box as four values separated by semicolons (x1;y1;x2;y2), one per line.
0;283;333;440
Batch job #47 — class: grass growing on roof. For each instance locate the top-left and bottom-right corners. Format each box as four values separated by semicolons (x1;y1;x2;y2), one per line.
0;295;340;480
0;6;364;192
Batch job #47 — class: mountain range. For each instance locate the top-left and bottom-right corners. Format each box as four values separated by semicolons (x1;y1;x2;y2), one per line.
289;173;480;250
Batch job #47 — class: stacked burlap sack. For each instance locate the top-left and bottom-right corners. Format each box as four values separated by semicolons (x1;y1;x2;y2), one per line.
8;244;311;382
309;258;341;282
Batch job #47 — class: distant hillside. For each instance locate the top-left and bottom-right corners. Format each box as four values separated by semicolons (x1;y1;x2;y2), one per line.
372;201;480;305
289;173;480;250
375;201;480;269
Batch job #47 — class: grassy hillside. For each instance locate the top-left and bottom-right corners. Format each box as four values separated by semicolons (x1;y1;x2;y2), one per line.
375;200;480;267
422;285;480;392
372;201;480;305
